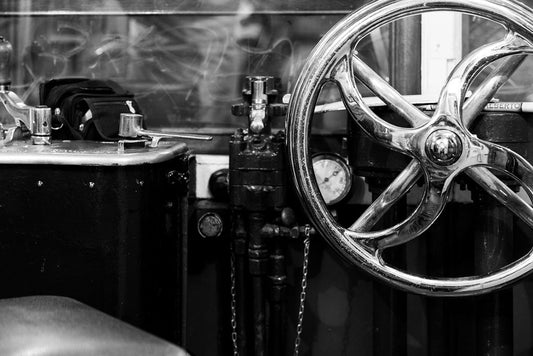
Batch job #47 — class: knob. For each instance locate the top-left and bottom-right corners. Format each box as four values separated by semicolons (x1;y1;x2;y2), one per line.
197;212;224;239
208;168;229;200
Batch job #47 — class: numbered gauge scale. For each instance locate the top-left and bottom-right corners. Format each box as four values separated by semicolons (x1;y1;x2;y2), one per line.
312;153;352;205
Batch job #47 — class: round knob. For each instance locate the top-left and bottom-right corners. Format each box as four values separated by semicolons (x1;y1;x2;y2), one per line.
425;130;463;165
197;212;224;239
208;169;229;200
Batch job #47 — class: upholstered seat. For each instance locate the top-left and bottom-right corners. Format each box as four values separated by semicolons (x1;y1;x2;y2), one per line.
0;296;188;356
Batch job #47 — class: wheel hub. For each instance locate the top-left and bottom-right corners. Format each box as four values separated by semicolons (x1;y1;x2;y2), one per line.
425;129;463;165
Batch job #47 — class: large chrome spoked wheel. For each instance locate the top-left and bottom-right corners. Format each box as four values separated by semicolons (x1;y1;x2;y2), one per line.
287;0;533;296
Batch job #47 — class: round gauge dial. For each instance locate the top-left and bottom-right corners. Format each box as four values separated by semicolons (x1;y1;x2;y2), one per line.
312;153;352;205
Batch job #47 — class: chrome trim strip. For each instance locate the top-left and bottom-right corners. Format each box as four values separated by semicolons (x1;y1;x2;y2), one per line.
0;140;188;166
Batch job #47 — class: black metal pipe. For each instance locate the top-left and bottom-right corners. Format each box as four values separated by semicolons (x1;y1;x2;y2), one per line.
268;240;287;355
233;213;250;355
248;212;268;356
426;211;449;356
384;15;419;356
370;179;407;356
473;191;514;356
177;196;189;346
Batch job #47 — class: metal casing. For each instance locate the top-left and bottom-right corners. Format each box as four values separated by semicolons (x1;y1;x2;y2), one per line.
0;140;189;343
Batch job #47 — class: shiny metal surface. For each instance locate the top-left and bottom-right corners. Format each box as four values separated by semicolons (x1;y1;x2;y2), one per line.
30;106;52;145
0;140;188;166
0;38;52;145
0;90;53;145
425;130;463;165
312;153;352;205
0;37;11;86
249;77;271;134
0;296;188;356
119;113;144;138
119;113;212;146
315;97;533;113
287;0;533;296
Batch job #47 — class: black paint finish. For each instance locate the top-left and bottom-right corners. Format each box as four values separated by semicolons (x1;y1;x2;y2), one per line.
0;154;189;343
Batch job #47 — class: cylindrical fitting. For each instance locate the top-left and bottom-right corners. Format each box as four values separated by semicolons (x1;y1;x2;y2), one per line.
30;106;52;145
119;113;143;138
251;79;268;105
0;37;12;87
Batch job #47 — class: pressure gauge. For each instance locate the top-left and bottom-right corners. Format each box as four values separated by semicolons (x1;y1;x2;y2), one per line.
312;153;352;205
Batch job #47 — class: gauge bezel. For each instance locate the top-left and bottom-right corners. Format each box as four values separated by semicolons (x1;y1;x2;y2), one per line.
311;152;353;206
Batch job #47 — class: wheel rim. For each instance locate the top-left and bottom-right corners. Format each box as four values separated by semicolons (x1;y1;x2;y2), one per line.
287;0;533;296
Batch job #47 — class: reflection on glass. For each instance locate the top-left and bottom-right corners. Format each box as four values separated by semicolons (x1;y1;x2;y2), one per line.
0;1;387;131
6;3;532;133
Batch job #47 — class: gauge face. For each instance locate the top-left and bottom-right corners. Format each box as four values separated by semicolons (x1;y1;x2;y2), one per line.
312;153;352;205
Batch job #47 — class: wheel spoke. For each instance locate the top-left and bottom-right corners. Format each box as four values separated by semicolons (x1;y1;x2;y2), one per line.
350;52;429;127
466;166;533;229
346;178;450;250
350;160;422;232
463;55;526;127
344;50;526;233
470;139;533;193
434;32;533;123
331;57;417;153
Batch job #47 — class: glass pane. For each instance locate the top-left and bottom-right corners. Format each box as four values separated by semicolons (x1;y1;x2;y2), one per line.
0;0;364;15
464;9;533;101
0;16;334;130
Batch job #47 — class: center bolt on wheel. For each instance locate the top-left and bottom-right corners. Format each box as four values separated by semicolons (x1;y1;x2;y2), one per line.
425;129;463;166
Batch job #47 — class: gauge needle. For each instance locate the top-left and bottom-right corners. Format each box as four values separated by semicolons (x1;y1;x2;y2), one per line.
321;170;340;184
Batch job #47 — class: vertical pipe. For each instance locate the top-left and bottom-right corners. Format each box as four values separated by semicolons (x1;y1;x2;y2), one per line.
248;212;268;356
371;14;421;356
233;213;250;355
390;16;421;96
177;195;189;346
426;213;448;356
371;179;407;356
269;240;287;355
390;15;421;356
473;191;514;356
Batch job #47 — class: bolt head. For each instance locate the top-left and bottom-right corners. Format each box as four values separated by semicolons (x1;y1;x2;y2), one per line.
425;130;463;165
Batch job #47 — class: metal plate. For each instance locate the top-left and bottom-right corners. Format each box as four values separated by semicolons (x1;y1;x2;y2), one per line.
0;140;188;166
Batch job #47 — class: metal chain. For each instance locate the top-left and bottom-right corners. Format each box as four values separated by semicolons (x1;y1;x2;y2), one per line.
230;247;239;356
294;225;311;356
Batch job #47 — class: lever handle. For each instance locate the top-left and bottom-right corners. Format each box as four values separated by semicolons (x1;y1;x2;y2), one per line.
138;129;213;141
119;113;212;143
0;37;12;86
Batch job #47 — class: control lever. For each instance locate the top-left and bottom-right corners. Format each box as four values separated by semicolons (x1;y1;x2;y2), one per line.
119;113;212;147
0;37;52;145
